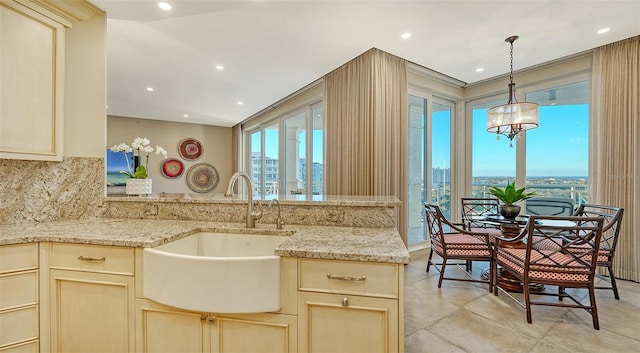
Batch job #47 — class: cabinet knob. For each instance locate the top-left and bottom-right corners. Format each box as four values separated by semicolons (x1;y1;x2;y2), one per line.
342;298;349;307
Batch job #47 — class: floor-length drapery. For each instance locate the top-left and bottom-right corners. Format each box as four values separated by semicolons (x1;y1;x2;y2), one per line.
591;35;640;282
325;48;408;241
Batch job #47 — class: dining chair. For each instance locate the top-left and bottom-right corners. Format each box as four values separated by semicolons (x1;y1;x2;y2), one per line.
524;197;575;216
573;204;625;299
424;203;494;291
492;215;605;329
460;197;502;271
460;197;502;231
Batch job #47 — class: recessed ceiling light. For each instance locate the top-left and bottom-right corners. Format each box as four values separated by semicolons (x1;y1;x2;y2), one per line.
597;27;610;34
475;67;485;72
401;32;411;39
215;65;224;70
146;87;154;92
158;2;172;11
237;101;244;105
183;114;189;118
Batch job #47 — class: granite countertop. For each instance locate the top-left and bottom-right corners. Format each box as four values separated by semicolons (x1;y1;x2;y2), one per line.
0;219;410;264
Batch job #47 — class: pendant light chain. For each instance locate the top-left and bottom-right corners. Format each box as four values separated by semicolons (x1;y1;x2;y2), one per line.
509;41;514;85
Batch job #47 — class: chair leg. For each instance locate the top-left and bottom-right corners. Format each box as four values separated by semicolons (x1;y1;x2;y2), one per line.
589;285;600;330
426;249;434;273
466;260;472;272
437;259;446;288
488;260;494;293
492;261;499;296
607;264;620;300
524;279;533;324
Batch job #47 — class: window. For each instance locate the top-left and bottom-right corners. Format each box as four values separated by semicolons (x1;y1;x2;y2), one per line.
525;81;589;203
471;97;515;196
249;123;279;197
470;79;589;203
407;94;453;247
246;101;324;198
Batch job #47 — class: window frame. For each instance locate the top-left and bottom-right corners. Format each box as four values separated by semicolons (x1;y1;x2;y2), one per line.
243;100;324;198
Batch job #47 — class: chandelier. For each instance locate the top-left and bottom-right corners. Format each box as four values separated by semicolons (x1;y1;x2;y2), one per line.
486;36;539;146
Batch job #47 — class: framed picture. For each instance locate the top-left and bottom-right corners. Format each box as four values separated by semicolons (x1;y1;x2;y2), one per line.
106;149;132;187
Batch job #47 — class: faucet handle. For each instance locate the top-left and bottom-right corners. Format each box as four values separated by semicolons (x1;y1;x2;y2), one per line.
252;200;264;220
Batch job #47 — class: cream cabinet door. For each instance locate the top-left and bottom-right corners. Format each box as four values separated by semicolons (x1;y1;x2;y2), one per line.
0;0;65;161
49;269;135;353
212;313;297;353
136;299;207;353
298;292;399;353
137;298;297;353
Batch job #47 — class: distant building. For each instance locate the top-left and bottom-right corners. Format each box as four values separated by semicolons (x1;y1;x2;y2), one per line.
251;152;324;195
432;167;451;187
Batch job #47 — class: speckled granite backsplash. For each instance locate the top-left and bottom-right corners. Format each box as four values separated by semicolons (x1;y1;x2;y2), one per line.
101;199;397;228
0;157;104;224
0;157;399;228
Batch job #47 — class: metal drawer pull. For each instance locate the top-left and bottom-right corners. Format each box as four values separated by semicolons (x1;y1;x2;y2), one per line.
326;274;366;281
77;256;106;262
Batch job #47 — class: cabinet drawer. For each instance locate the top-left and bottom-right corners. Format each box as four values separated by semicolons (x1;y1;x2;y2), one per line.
0;244;38;274
299;259;398;298
50;244;134;275
0;306;38;348
0;271;38;310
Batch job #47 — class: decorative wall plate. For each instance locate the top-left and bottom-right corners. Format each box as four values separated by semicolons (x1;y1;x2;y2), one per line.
178;138;203;160
161;158;184;178
185;163;219;193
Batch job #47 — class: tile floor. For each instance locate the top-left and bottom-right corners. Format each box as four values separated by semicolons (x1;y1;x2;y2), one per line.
404;252;640;353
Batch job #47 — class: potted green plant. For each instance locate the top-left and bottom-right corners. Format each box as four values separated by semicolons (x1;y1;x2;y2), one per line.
488;182;537;219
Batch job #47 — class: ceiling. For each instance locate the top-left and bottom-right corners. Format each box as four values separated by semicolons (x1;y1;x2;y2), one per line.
90;0;640;127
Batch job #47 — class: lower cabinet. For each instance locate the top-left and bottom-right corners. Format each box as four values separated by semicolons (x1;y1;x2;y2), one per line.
136;299;297;353
297;292;399;353
49;269;135;352
0;243;39;353
48;243;135;353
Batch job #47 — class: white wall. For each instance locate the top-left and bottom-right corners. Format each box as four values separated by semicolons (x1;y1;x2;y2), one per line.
107;116;233;194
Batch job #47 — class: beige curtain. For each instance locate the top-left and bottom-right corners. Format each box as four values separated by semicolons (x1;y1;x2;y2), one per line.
325;48;408;241
591;36;640;282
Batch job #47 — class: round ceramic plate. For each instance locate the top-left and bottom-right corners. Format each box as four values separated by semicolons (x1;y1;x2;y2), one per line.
185;163;219;193
178;138;203;160
161;158;184;178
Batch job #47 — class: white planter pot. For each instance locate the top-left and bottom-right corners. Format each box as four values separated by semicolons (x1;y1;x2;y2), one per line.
126;178;152;195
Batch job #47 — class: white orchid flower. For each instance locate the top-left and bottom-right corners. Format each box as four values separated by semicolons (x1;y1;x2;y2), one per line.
110;143;132;153
155;146;168;159
112;138;167;179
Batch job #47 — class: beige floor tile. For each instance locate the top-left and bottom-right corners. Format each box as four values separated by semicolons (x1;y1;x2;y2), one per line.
405;329;467;353
403;252;640;353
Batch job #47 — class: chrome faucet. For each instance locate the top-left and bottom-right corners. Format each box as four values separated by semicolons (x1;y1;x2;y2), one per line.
224;172;262;228
268;199;285;230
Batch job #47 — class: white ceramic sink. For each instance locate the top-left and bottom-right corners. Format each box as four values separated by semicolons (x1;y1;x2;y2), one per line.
143;232;290;313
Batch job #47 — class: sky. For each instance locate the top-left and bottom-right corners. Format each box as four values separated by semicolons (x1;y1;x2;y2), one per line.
256;129;323;164
472;104;589;177
252;103;589;178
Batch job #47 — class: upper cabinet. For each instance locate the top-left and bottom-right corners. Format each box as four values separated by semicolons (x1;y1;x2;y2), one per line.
0;0;102;161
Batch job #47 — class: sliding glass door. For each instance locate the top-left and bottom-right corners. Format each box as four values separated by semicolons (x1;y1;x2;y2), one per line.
407;93;453;247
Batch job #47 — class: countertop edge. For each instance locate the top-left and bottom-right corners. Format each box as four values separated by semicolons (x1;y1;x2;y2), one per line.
0;219;410;264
